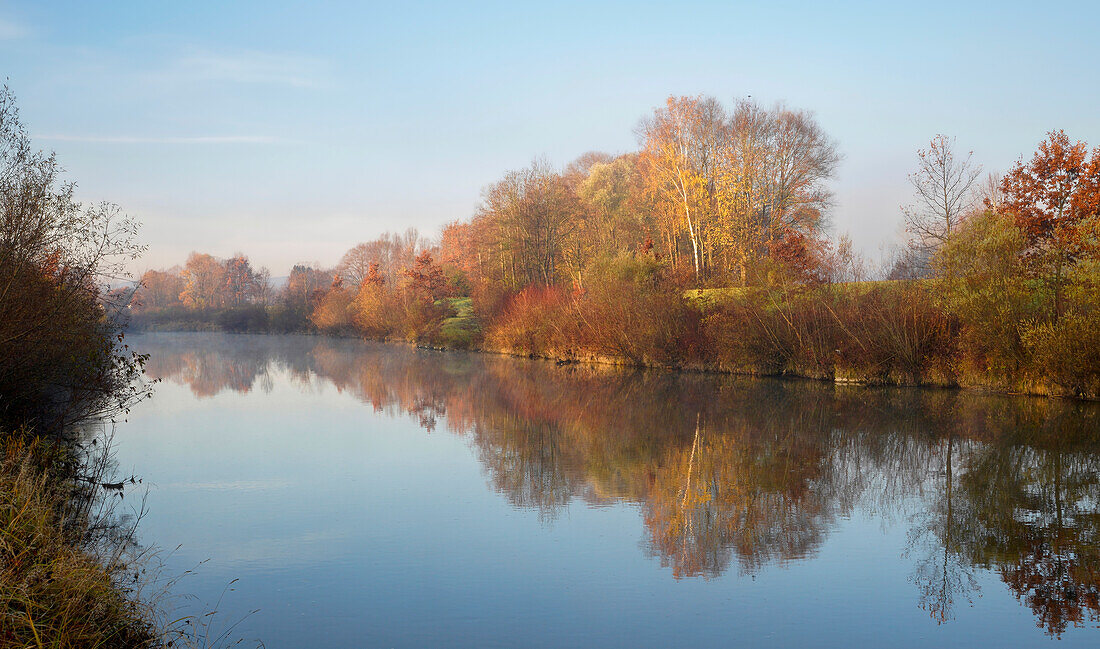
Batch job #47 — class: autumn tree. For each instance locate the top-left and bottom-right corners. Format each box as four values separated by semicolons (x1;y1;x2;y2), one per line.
934;210;1033;377
178;252;227;309
638;96;839;284
477;160;579;288
251;265;273;304
337;228;426;287
1000;130;1100;319
363;261;384;287
404;250;449;301
311;274;354;332
284;263;332;310
573;154;651;272
638;96;725;278
764;107;841;235
350;263;397;337
135;267;184;310
224;254;263;306
0;86;148;430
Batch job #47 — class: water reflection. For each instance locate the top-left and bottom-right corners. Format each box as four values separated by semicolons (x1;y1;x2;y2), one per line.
139;333;1100;636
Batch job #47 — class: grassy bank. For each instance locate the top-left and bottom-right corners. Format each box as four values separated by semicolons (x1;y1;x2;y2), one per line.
1;433;156;647
348;273;1097;401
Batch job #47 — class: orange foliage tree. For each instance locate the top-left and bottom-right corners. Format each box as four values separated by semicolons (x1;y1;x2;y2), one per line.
1000;130;1100;317
178;252;227;309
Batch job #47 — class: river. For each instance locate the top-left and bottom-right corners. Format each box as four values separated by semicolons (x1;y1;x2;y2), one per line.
115;332;1100;648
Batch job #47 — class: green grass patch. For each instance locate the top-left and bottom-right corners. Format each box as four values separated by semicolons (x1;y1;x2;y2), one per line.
438;296;481;349
685;280;922;310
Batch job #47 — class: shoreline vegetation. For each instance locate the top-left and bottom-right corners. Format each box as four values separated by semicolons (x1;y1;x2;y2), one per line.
0;88;225;647
128;96;1100;400
127;278;1099;401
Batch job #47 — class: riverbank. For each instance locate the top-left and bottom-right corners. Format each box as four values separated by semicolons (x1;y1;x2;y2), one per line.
131;286;1099;403
0;432;156;646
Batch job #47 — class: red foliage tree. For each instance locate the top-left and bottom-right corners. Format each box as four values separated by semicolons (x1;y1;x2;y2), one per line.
404;250;449;301
1000;130;1100;249
767;229;829;284
362;261;385;288
999;131;1100;317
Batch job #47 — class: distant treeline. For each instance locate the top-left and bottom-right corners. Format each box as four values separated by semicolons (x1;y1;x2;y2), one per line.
130;95;1100;399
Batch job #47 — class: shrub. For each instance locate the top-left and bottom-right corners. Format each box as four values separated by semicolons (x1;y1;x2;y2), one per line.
350;283;399;338
469;280;515;326
484;286;573;356
216;305;270;332
933;210;1037;385
833;283;956;384
266;303;313;333
704;291;792;374
396;290;449;342
1024;313;1100;398
311;287;354;333
705;287;838;378
574;256;703;365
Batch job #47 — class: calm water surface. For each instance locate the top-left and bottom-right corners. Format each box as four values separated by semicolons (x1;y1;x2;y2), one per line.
116;332;1100;648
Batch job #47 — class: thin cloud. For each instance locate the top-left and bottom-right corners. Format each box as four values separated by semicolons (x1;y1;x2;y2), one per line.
35;134;285;144
173;50;328;88
0;17;28;40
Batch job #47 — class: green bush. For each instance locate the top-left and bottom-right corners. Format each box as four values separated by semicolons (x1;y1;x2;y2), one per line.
1024;313;1100;398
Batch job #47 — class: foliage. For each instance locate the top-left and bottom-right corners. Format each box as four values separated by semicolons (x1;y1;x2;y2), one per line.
999;130;1100;319
336;228;425;287
1001;130;1100;251
573;255;703;365
484;285;573;356
832;282;956;384
311;281;354;333
933;210;1036;382
1023;312;1100;398
403;250;450;301
0;86;149;432
119;102;1100;400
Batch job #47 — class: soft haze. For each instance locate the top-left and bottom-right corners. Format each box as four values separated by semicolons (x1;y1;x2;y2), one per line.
2;0;1098;275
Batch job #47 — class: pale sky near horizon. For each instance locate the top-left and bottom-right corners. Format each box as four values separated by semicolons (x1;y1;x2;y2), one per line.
2;1;1098;276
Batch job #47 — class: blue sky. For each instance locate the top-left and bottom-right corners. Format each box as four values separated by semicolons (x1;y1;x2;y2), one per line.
2;1;1098;274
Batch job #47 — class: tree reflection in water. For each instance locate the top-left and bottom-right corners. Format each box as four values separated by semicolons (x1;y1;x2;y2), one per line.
136;333;1100;636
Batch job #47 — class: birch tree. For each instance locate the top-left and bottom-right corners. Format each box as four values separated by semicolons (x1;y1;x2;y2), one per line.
638;96;725;278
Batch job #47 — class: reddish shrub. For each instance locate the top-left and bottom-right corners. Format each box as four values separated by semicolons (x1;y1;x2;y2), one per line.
484;286;574;356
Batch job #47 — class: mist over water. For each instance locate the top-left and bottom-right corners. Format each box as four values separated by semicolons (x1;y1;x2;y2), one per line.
118;333;1100;648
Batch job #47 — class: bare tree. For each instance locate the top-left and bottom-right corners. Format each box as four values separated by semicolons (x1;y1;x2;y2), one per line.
766;106;842;234
337;228;426;287
978;171;1004;212
478;159;579;287
903;135;982;266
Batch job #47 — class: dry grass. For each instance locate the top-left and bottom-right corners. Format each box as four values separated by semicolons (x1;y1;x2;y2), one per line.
0;433;260;649
0;434;155;647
